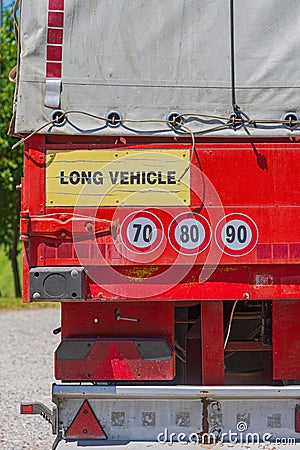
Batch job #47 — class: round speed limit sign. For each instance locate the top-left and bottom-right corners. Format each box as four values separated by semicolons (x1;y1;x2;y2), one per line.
215;213;258;256
168;213;212;255
120;211;164;254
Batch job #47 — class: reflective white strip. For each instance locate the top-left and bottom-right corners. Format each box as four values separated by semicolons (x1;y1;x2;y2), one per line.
45;79;62;108
53;384;300;399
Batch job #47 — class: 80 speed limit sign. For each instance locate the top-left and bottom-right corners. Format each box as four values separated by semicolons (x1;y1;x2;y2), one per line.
215;213;258;256
168;213;212;255
120;211;164;254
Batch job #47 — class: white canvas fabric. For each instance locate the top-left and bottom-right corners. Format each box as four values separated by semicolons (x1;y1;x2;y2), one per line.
13;0;300;137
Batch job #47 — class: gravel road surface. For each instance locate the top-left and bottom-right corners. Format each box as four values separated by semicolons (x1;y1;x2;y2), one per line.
0;308;61;450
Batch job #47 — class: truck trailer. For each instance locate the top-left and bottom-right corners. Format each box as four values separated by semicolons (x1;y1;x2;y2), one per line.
10;0;300;448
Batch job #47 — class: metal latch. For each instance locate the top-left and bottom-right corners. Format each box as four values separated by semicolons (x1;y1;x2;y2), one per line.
20;212;117;241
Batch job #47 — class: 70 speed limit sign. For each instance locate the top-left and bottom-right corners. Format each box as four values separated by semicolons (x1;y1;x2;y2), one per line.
120;211;164;254
215;213;258;256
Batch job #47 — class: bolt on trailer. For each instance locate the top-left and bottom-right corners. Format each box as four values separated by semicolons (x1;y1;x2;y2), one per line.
10;0;300;448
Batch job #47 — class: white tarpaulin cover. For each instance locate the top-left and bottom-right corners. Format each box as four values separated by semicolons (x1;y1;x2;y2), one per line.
13;0;300;137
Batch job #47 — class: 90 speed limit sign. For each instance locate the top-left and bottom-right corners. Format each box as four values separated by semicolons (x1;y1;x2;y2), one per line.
120;211;164;254
215;213;258;257
168;213;212;255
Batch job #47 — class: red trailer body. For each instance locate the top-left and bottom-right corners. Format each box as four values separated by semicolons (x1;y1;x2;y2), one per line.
14;1;300;448
20;135;300;386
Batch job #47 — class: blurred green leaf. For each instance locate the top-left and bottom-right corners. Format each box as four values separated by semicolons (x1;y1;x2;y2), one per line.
0;7;23;296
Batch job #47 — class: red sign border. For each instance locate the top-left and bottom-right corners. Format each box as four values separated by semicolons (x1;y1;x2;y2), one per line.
168;212;212;255
120;210;164;254
215;213;259;257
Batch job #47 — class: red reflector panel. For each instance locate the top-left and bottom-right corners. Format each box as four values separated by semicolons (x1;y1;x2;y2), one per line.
65;400;107;439
48;11;64;28
55;338;174;381
296;406;300;433
46;62;62;78
21;404;34;414
273;244;288;259
273;300;300;379
256;244;272;259
290;243;300;259
49;0;64;10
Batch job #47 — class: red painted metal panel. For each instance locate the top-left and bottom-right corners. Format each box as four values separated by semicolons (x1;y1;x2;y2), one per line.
41;141;272;202
21;135;300;384
86;265;249;301
59;302;175;381
43;139;300;208
85;265;299;301
28;207;300;265
250;265;300;300
22;137;45;301
198;143;299;207
40;142;300;266
61;302;174;339
22;243;30;302
273;300;300;380
201;302;224;385
29;207;300;267
186;319;202;385
24;136;46;215
22;137;300;303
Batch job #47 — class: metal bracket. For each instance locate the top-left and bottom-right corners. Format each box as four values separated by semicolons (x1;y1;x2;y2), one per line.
52;429;63;450
20;212;117;242
20;402;57;432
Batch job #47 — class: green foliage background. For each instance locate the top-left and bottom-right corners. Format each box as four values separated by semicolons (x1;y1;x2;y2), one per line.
0;248;20;296
0;7;23;296
0;7;59;308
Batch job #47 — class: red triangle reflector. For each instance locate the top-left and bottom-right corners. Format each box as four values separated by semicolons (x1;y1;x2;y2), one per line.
65;400;107;439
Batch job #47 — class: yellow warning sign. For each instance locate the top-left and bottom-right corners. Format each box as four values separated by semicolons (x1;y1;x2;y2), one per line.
46;149;190;207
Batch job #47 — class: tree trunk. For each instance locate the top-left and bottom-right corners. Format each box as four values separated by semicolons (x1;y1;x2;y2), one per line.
10;218;21;298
